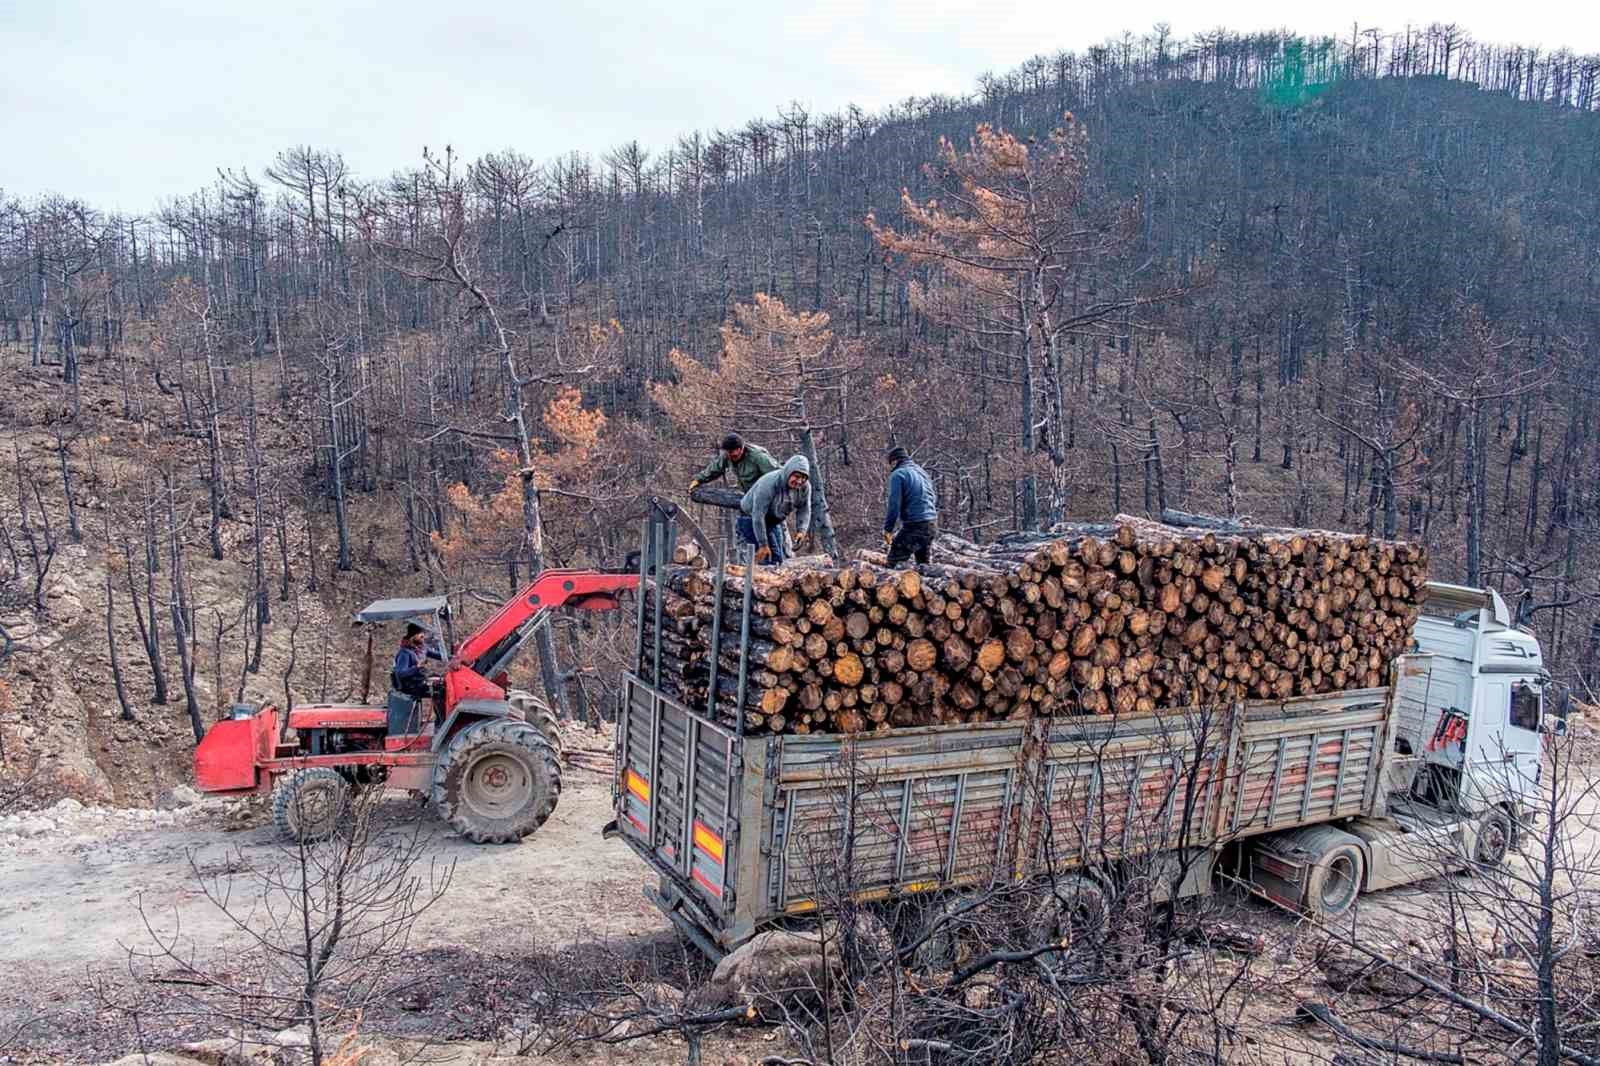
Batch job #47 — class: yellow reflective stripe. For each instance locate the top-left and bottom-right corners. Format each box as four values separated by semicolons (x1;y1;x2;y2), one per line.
692;820;724;863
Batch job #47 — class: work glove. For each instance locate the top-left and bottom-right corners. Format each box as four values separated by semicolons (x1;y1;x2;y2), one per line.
883;531;895;548
754;546;773;564
795;532;811;551
687;478;701;493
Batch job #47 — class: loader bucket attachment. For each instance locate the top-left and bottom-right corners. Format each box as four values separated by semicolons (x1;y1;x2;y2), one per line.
195;706;279;794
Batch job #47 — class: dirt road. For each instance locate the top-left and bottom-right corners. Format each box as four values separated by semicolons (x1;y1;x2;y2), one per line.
7;748;1597;1064
0;774;672;1061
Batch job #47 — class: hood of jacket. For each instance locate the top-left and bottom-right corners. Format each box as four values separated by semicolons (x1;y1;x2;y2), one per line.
781;454;811;481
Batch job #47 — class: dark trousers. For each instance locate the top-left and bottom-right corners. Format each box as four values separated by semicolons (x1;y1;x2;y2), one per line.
887;521;935;567
736;515;786;564
395;674;431;700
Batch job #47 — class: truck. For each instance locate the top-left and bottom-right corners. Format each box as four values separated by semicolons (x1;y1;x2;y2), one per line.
604;512;1563;961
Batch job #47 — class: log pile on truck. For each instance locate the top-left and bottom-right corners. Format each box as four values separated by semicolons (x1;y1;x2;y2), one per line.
639;514;1429;735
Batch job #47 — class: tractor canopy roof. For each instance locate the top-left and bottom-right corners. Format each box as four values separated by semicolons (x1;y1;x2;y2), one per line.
353;595;449;624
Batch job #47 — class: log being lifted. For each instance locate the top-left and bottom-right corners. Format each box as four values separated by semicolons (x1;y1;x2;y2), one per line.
640;516;1428;737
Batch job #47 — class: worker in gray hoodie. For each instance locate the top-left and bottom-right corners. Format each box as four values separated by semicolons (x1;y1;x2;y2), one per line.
739;455;812;565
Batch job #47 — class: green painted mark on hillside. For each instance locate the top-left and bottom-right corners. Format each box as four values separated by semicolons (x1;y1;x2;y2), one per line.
1262;38;1341;109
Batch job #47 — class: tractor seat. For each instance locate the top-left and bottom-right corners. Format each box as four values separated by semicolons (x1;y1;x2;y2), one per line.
286;707;390;731
385;691;424;736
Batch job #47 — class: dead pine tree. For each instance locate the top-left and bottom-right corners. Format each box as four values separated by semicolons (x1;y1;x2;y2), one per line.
869;115;1189;527
1408;312;1547;587
12;447;59;611
164;274;233;561
244;358;269;673
112;790;453;1066
1318;353;1426;539
273;478;293;602
210;600;248;718
1141;336;1248;521
120;495;169;705
372;147;577;720
311;323;361;574
50;420;82;543
280;590;303;716
161;471;204;741
102;518;136;722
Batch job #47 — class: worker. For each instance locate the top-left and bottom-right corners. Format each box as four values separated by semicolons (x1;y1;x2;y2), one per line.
739;455;812;565
688;432;780;495
882;445;938;567
393;622;443;700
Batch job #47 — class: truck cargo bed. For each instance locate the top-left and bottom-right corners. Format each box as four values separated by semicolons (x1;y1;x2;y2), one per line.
612;673;1395;954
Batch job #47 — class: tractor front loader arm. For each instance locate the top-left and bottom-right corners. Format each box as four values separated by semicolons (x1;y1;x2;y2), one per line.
451;570;641;691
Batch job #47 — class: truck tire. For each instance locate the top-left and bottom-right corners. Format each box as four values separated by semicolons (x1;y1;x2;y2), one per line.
1024;875;1109;971
908;894;969;974
506;689;564;757
432;719;561;844
1473;808;1514;868
837;908;897;976
1298;826;1366;918
271;768;352;844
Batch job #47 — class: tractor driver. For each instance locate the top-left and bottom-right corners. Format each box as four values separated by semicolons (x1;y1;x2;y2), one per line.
393;622;443;700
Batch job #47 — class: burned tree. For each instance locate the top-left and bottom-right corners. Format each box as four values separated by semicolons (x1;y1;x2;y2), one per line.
870;116;1185;528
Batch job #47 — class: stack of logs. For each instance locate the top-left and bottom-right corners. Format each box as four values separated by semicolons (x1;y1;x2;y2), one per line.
637;516;1428;736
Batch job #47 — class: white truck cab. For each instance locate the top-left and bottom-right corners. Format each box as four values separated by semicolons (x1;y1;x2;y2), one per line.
1396;582;1549;815
1248;581;1564;912
1319;580;1559;891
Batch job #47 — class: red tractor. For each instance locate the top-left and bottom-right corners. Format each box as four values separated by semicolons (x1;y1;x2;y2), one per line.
194;568;644;843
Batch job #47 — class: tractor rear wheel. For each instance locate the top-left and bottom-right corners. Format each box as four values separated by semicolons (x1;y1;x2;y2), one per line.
431;719;561;844
271;768;352;844
506;689;564;757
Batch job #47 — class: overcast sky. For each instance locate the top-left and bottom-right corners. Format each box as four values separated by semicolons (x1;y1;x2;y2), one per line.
4;0;1598;212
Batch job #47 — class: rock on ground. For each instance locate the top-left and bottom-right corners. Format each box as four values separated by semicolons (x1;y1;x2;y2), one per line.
158;784;204;810
693;924;844;1010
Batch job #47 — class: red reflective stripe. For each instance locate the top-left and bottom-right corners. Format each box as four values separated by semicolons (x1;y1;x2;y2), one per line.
692;867;724;898
624;812;646;833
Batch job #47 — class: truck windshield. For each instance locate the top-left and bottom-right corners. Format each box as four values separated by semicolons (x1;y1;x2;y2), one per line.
1510;683;1541;732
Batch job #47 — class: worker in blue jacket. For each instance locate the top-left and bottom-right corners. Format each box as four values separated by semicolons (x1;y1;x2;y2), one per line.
393;622;443;699
882;445;938;567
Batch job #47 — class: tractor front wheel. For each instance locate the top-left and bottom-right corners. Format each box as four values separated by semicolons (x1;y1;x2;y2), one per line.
431;719;562;844
271;768;352;844
506;689;564;757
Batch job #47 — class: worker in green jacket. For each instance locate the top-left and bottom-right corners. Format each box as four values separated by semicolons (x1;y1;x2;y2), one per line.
688;433;780;494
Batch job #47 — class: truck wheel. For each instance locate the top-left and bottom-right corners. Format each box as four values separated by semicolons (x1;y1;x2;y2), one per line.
1300;827;1365;918
837;908;896;976
506;689;564;757
432;719;561;844
1024;875;1109;970
271;768;351;844
908;895;968;974
1473;808;1514;868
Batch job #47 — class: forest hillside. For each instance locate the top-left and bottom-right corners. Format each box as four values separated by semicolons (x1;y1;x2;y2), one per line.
3;25;1599;802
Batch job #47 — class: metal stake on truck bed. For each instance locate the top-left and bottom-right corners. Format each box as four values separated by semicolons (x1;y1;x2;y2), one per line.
735;545;754;735
706;540;727;725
